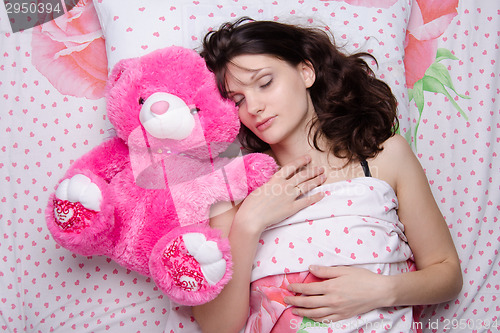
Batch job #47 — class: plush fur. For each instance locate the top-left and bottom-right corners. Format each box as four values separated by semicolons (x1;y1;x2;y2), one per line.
46;46;277;306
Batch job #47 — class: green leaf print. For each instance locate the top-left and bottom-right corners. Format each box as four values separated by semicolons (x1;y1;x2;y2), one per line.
296;317;329;332
407;48;470;149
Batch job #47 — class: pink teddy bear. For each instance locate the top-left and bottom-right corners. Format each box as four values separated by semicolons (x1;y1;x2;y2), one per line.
46;46;277;306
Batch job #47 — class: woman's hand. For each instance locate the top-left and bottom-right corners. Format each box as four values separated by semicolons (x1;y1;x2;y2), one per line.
284;265;390;323
234;154;326;235
198;155;327;333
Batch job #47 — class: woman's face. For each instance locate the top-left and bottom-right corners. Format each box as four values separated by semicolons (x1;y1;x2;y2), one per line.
225;54;316;147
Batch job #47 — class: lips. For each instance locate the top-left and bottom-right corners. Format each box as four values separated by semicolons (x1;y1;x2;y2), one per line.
256;116;276;131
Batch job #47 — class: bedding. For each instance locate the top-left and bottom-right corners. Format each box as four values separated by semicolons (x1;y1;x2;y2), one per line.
247;177;416;333
0;0;498;332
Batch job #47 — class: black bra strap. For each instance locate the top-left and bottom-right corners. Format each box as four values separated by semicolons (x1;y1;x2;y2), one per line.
360;160;372;177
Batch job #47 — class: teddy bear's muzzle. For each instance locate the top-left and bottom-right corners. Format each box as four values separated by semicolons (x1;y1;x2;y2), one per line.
139;92;195;140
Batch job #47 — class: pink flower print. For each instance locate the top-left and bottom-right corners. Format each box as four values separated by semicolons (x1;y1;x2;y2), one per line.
404;0;459;88
247;272;324;332
404;0;467;146
247;274;297;333
31;0;107;99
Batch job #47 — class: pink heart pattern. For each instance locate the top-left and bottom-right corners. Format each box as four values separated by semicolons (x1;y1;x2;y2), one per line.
1;0;499;332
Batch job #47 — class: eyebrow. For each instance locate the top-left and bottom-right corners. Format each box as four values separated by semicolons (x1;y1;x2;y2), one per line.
226;66;269;95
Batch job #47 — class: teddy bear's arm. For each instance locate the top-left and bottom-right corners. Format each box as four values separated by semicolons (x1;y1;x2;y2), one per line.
63;137;130;182
212;153;278;202
169;153;277;227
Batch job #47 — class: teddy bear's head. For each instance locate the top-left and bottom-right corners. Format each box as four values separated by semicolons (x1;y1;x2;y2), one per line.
105;46;240;158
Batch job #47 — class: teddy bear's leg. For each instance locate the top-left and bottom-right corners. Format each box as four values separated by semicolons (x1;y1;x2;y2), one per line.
149;226;232;306
47;173;114;256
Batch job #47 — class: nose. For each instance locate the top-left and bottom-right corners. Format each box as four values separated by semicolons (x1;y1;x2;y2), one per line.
245;93;264;115
150;101;170;115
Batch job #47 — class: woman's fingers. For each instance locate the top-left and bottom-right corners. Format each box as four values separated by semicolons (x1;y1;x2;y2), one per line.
284;295;347;322
284;294;325;308
272;154;326;199
295;170;326;197
291;307;336;320
287;280;327;296
293;165;325;186
239;155;327;230
275;154;312;179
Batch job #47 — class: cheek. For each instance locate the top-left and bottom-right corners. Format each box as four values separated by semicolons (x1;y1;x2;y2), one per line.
238;108;251;128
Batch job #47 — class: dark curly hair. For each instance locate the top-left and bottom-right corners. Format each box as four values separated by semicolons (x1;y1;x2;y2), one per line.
201;17;398;164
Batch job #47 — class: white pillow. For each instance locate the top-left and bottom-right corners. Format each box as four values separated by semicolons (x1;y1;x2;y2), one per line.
93;0;411;127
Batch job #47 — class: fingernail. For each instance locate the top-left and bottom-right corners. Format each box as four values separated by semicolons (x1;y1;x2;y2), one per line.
309;265;318;271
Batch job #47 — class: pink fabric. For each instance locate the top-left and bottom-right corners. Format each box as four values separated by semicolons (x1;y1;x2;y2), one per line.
2;0;499;331
404;0;459;88
247;271;419;333
331;0;398;9
31;0;108;99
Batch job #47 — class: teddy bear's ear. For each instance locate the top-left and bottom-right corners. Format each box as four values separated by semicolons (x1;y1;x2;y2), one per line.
107;58;136;89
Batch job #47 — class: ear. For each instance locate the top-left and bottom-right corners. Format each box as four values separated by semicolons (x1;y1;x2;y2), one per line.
107;57;135;89
300;60;316;88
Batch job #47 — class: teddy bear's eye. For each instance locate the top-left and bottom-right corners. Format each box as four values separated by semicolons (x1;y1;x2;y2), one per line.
139;97;145;105
190;107;200;114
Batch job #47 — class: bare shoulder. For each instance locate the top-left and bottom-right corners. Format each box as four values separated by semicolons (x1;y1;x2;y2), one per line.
370;134;420;192
379;134;414;158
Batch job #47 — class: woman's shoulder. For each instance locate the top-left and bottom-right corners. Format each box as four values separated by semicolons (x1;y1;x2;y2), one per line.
379;134;415;160
369;134;416;192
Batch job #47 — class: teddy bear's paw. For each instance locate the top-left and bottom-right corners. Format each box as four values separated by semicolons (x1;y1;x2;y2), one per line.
182;233;226;286
162;232;226;292
243;153;279;189
53;174;102;231
150;226;232;305
55;174;102;210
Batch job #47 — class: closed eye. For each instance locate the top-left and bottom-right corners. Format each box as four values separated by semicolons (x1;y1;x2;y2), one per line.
230;94;245;107
260;79;272;89
234;98;245;107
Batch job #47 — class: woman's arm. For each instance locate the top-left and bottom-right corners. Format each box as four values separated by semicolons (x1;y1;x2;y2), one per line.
284;135;462;322
192;204;261;333
193;155;326;332
384;135;463;305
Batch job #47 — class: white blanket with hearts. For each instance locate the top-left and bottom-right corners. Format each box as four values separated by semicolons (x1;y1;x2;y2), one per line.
246;177;416;333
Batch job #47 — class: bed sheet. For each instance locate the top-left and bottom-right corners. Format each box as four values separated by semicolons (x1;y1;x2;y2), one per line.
0;3;169;333
1;0;499;333
404;1;500;332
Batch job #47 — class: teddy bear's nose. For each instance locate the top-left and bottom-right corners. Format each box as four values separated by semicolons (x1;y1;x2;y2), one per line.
150;101;170;115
